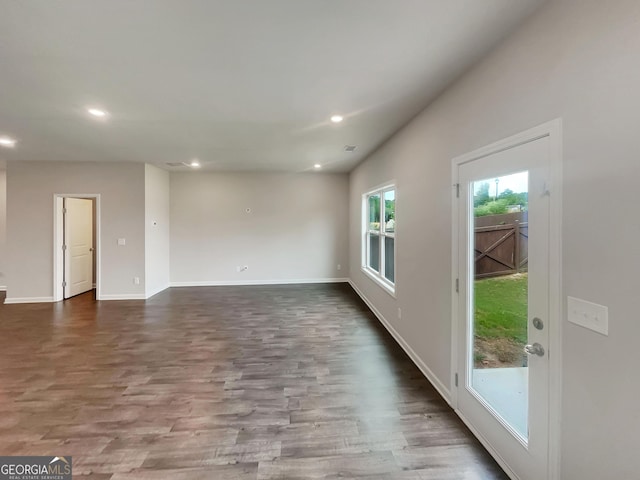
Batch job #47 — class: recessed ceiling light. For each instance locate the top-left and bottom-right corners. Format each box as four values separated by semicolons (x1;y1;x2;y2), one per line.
314;164;322;169
330;115;343;123
0;136;17;148
190;160;200;168
87;108;108;118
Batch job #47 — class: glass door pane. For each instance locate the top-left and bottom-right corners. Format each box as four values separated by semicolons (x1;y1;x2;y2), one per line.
469;171;529;440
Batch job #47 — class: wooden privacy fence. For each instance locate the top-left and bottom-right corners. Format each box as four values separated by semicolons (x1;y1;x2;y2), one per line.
474;212;528;279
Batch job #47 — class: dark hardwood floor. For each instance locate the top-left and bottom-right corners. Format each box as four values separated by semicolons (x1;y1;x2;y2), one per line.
0;284;507;479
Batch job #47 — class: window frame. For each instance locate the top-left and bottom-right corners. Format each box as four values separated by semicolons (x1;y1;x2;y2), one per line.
362;183;396;296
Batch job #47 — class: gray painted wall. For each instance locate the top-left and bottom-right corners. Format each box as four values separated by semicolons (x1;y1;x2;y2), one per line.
6;161;146;300
349;0;640;477
170;172;349;285
145;164;170;298
0;170;5;289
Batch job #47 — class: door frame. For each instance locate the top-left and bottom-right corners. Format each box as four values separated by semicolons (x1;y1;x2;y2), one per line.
450;119;562;480
53;194;101;302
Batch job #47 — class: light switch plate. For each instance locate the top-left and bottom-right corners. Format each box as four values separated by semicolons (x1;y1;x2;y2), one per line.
567;296;608;336
117;238;126;246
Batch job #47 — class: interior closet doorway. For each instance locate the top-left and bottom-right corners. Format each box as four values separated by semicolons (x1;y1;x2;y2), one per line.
53;194;101;301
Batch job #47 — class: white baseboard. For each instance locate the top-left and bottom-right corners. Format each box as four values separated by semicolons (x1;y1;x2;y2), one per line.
4;291;148;302
145;284;170;299
348;279;452;405
1;280;349;303
170;278;349;287
4;296;55;304
0;286;6;292
98;294;147;301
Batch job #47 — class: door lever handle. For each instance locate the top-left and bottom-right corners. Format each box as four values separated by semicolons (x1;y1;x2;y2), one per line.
524;343;545;357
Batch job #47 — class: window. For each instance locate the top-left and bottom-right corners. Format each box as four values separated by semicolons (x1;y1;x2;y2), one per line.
363;185;395;292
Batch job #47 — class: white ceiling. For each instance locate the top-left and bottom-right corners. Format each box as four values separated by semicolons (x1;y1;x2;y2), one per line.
0;0;546;173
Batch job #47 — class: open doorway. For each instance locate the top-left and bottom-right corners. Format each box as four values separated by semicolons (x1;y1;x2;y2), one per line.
53;194;101;302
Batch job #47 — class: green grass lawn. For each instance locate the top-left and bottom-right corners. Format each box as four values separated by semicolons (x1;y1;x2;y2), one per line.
474;273;528;344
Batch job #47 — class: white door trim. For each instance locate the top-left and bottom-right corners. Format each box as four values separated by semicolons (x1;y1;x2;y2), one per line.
450;119;562;480
53;194;101;302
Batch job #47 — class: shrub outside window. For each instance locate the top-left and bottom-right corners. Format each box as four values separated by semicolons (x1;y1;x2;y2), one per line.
363;185;395;292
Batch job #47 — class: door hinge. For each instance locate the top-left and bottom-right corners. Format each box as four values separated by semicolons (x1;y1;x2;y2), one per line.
455;278;459;293
455;183;460;198
62;244;67;251
62;207;67;214
455;373;459;387
62;281;67;288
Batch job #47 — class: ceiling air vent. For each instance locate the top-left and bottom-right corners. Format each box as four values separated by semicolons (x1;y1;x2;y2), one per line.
344;145;357;152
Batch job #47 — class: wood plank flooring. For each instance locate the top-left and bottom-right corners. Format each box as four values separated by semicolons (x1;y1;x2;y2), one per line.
0;284;507;479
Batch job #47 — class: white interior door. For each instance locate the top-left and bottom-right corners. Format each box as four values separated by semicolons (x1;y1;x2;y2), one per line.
64;198;94;298
455;136;551;480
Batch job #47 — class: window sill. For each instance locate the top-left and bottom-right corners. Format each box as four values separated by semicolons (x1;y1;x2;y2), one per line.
361;267;396;298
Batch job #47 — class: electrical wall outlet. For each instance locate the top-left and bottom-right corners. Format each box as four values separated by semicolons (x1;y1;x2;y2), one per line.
567;296;608;336
133;276;140;285
337;264;341;270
